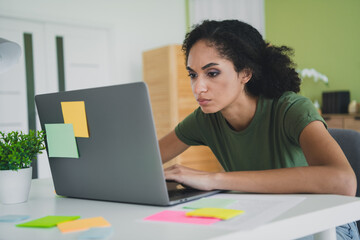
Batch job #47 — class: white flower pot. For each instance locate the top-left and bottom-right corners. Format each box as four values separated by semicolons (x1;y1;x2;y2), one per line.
0;167;32;204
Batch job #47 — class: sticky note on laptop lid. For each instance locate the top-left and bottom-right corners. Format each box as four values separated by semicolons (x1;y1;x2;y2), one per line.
61;101;89;138
45;123;79;158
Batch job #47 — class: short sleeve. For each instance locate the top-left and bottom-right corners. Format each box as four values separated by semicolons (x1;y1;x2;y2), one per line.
175;108;206;146
283;96;327;145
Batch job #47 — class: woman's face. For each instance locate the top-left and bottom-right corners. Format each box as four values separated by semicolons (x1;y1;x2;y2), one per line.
187;40;250;114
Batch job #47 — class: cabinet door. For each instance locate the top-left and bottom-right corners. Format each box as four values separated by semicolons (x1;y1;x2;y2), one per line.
174;46;223;172
44;24;111;91
0;31;27;133
344;117;360;132
323;116;343;129
0;19;44;133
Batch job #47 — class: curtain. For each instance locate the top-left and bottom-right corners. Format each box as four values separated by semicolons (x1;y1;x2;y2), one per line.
189;0;265;37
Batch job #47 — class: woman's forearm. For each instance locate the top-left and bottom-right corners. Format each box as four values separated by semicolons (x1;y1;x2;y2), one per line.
210;165;356;196
159;130;189;164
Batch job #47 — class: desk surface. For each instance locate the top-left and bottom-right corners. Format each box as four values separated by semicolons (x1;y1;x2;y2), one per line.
1;179;360;240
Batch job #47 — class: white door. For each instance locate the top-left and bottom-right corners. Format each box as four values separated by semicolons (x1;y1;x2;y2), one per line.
0;17;111;178
44;23;111;91
0;19;36;133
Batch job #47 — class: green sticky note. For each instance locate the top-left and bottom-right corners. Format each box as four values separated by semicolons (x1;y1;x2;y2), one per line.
183;198;238;209
45;124;79;158
16;215;80;228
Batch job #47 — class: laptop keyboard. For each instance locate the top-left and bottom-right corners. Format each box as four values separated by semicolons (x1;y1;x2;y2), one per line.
168;187;205;201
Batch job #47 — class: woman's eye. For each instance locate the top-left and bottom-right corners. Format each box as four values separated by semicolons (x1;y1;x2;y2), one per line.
188;73;197;79
208;71;219;77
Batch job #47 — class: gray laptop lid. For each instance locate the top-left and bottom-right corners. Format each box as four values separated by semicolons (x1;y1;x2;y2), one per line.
35;82;219;206
35;82;172;205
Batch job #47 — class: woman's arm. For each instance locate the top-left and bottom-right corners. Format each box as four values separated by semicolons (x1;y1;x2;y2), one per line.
159;130;190;164
164;121;357;196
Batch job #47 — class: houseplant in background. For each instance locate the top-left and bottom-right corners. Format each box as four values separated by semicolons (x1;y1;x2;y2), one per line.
0;130;45;204
298;68;329;113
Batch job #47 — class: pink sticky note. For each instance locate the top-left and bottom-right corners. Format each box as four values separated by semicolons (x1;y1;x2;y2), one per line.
144;210;220;225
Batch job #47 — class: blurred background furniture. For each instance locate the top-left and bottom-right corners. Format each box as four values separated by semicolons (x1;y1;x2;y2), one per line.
323;114;360;132
328;128;360;232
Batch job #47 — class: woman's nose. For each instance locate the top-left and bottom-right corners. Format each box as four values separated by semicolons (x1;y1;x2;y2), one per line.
192;78;208;95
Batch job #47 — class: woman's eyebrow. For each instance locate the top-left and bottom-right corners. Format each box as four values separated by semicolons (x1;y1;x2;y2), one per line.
201;63;219;70
186;66;195;72
186;63;219;72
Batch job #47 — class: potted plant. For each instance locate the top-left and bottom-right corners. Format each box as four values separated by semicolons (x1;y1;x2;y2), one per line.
0;130;45;204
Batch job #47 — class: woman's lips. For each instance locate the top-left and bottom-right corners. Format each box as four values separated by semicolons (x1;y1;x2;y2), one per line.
197;98;211;106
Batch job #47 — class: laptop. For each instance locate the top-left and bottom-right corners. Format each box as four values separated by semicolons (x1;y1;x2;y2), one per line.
35;82;220;206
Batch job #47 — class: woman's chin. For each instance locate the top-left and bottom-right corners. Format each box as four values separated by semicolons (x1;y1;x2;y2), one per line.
200;106;217;114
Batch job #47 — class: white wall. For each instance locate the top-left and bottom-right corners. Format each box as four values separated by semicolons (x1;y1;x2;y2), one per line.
0;0;187;84
0;0;186;178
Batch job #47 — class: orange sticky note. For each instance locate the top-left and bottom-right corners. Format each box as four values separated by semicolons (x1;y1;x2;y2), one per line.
57;217;111;233
61;101;89;138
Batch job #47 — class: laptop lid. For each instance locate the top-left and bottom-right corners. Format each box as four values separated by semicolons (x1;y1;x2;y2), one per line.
35;82;218;206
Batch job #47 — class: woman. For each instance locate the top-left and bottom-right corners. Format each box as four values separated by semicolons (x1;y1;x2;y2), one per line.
159;20;359;239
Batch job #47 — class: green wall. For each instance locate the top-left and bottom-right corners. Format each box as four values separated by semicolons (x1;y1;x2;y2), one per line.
265;0;360;106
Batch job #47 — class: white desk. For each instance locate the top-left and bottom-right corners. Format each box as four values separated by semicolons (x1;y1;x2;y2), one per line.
1;179;360;240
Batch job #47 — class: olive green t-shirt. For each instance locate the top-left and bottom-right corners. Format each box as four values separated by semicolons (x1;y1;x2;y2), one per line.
175;92;326;172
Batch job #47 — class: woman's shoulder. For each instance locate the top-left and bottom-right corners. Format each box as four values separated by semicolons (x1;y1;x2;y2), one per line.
272;91;312;108
278;91;308;102
261;91;314;114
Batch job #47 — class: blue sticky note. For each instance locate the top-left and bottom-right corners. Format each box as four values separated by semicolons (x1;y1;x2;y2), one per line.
78;227;113;239
45;124;79;158
0;215;30;222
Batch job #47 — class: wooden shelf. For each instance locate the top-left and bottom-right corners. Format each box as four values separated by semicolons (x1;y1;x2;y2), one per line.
142;45;223;172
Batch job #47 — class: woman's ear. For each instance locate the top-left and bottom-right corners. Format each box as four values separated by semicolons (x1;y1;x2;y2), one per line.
240;68;253;84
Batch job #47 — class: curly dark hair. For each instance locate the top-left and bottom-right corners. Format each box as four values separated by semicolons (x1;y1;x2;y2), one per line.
182;20;301;98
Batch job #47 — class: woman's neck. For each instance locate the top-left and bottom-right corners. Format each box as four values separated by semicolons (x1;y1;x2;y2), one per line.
220;93;258;132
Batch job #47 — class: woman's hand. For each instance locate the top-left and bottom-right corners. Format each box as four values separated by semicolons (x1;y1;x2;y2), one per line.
164;164;216;191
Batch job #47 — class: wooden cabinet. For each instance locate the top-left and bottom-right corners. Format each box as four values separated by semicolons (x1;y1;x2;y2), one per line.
323;114;360;132
142;45;223;172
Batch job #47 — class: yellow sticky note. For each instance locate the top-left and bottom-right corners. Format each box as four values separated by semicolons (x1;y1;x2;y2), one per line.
186;208;244;220
57;217;111;233
61;101;89;138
